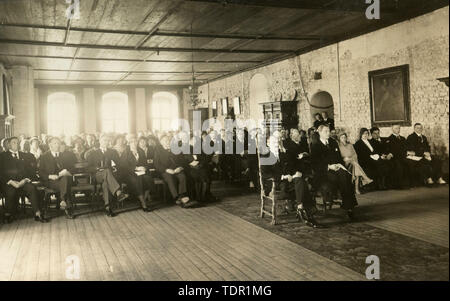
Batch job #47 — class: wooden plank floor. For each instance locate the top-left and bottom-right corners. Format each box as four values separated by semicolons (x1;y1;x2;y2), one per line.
358;186;449;248
0;204;365;281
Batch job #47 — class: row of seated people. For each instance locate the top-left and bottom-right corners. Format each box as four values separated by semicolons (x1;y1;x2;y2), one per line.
0;133;223;224
280;123;447;193
260;123;447;228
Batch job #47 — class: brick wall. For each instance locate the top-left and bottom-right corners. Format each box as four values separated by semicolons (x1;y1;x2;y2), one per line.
187;7;449;154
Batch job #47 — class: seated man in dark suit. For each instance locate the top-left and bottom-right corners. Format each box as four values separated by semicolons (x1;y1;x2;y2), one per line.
260;133;319;228
39;137;75;219
86;134;128;217
384;125;410;189
154;135;196;208
0;137;48;224
311;125;358;220
406;123;446;186
285;128;312;176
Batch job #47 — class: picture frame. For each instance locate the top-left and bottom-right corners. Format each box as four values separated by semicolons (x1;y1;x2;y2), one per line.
368;64;411;127
233;97;241;115
221;98;228;115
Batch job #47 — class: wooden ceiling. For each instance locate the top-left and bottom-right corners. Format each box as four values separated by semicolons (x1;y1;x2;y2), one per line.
0;0;448;86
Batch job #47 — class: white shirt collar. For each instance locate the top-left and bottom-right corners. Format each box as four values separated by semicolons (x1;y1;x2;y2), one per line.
320;138;328;145
9;150;19;156
51;151;59;157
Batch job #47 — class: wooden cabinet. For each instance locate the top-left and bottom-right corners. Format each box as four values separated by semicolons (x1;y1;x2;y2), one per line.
260;100;298;130
188;108;209;132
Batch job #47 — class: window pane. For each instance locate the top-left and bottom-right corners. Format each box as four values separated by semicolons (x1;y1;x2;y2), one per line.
151;92;179;132
102;92;128;133
47;93;77;137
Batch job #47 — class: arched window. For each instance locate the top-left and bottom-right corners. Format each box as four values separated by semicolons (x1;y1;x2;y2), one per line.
151;92;179;131
47;92;77;136
102;92;129;133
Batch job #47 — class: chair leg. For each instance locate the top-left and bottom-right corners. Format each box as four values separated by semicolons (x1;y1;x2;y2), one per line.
260;196;265;218
271;200;277;225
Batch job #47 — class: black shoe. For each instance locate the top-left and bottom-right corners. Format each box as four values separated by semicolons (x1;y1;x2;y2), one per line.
65;209;75;219
106;208;117;217
142;207;152;212
304;219;325;229
4;215;14;224
182;199;199;209
34;215;49;223
296;208;308;222
347;209;355;221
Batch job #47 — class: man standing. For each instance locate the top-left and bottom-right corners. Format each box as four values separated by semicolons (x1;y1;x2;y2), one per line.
313;113;324;130
311;125;357;220
321;112;335;131
406;123;446;186
39;137;75;219
0;137;48;223
86;135;128;217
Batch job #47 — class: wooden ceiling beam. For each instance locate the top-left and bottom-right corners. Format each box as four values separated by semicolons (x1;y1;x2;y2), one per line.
0;38;294;54
135;2;183;49
35;68;229;74
183;0;399;13
0;23;325;41
0;53;263;64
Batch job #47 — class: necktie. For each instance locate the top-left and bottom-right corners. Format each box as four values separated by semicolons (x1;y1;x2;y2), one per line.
12;153;17;159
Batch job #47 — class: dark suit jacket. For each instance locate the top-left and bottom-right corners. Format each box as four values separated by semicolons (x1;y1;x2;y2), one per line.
0;151;37;185
310;138;344;176
154;146;183;174
285;140;309;175
138;146;156;170
354;139;378;169
369;138;389;155
323;118;335;130
118;148;147;178
313;120;323;129
86;148;120;171
406;133;431;157
39;151;75;184
385;134;407;160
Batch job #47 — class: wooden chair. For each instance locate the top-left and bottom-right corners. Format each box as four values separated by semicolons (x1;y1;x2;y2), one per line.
71;162;98;211
153;176;168;202
257;145;286;225
43;187;59;217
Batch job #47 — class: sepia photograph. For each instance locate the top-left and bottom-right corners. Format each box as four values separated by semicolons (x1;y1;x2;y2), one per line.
0;0;448;293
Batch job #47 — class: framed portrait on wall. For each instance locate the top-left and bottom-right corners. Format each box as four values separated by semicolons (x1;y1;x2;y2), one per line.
221;98;228;115
233;97;241;115
368;64;411;127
